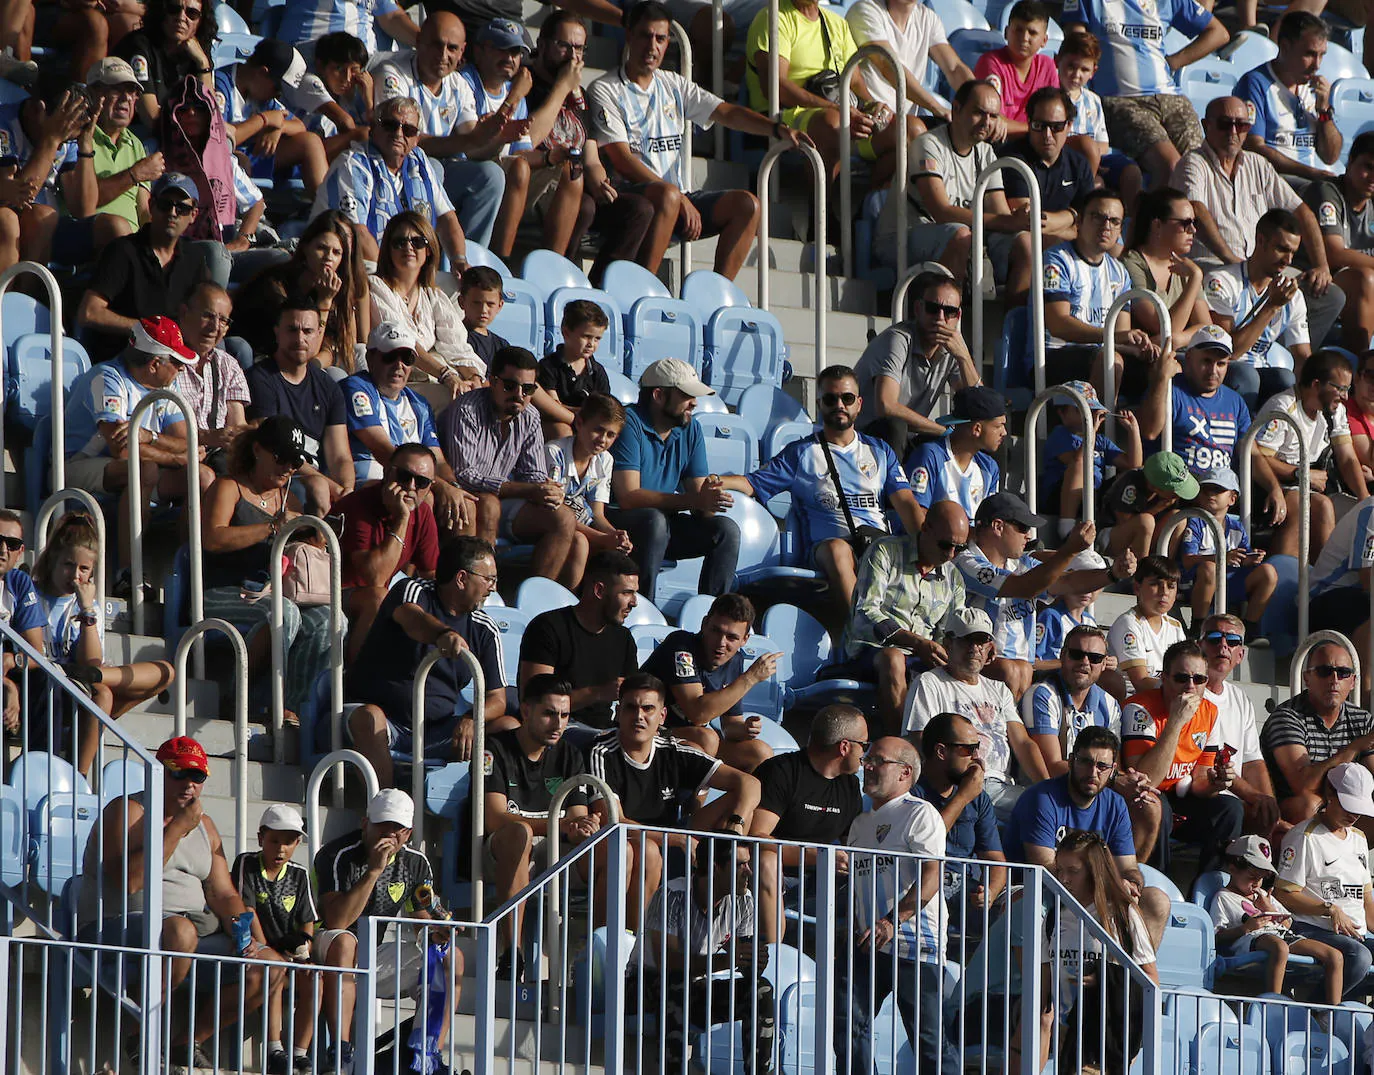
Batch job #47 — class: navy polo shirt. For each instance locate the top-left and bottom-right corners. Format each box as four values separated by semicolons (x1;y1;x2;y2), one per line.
1002;140;1097;213
912;777;1003;862
609;402;709;496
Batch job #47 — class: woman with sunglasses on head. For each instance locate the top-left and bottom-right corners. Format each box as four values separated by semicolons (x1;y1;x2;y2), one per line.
200;416;338;726
1121;187;1212;351
31;513;175;778
117;0;218;127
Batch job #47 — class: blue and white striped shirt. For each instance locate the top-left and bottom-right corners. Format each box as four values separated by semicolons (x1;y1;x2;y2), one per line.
1235;62;1323;170
1067;86;1108;143
587;65;723;190
956;545;1045;663
1042;241;1131;347
458;65;531;156
277;0;400;54
1203;262;1309;369
1061;0;1212;97
1312;494;1374;596
906;437;1000;521
313;143;455;236
341;374;440;482
374;50;478;138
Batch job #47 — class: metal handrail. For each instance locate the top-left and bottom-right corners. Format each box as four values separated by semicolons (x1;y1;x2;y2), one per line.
172;618;248;857
711;0;725;159
758;140;827;373
1291;630;1362;699
839;44;906;284
891;266;922;322
0;261;65;504
36;489;107;619
1237;409;1309;641
126;388;201;654
268;518;343;777
767;0;779;121
669;18;694;284
971;157;1043;400
1100;287;1170;443
1024;384;1096;525
306;749;380;868
1154;507;1231;614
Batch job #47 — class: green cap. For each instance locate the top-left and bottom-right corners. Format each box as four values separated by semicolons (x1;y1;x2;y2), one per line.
1143;451;1200;500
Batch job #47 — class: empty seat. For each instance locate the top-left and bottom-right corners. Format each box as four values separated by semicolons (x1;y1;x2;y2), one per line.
631;622;676;665
604;260;705;380
681;269;750;313
737;383;812;460
1320;41;1364;82
695;412;759;475
605;368;637;405
9;334;91;430
928;0;991;32
1;784;27;887
1219;28;1276;71
624;596;668;626
522;248;590;293
463;240;512;281
490;277;545;356
31;792;99;895
676;593;715;632
1332;78;1374;155
515;576;577;613
1180;58;1239;116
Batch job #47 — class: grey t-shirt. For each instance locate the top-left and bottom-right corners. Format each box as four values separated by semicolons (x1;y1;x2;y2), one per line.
854;320;959;427
1306;178;1374;255
878;126;1001;243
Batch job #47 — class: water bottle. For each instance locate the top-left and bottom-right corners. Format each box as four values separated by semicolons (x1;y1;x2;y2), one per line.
233;911;255;954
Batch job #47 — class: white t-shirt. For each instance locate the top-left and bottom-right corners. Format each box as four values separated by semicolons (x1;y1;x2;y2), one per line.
904;668;1021;783
1254;389;1351;470
847;792;948;962
1107;608;1186;678
1204;681;1262;767
1209;886;1294;952
844;0;947;113
1044;903;1155;1000
1278;818;1372;932
880;125;1000;243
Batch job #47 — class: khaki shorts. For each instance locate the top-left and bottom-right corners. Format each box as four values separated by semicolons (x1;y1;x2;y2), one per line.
1101;93;1204;160
65;453;116;493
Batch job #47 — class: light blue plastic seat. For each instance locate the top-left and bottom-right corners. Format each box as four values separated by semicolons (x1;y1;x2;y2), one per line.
1180;58;1239;115
605;368;637;405
737;383;811;458
605;260;703;379
693;393;729;414
1332;78;1374;161
522;248;590;293
695;412;759;474
515;576;577;613
927;0;992;32
545;286;625;363
99;756;146;807
624;596;668;627
676;593;715;632
1321;42;1364;83
631;622;676;665
31;792;99;895
1220;28;1276;71
490;277;545;356
1;784;27;887
9;333;90;430
463;240;512;281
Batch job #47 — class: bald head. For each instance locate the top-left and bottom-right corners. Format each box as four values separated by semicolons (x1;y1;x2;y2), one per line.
1204;96;1251;159
417;11;466;80
919;500;970;566
875;736;919;771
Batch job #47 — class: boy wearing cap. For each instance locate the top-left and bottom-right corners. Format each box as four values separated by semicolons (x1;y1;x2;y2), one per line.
1212;833;1344;1004
1042;380;1141;537
905;385;1005;528
1033;552;1121;668
1180;466;1277;636
1106;554;1187;693
608;357;741;602
1098;450;1194;561
232;805;319;1074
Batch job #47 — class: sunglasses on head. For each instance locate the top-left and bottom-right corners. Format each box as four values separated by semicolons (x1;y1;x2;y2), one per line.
820;391;858;407
498;376;537;396
1065;646;1106;664
156;197;195;217
1203;630;1244;646
1171;672;1209;686
1312;664;1356;680
169;768;207;783
379;118;421;138
923;300;960;319
394;466;434;490
389;234;428;250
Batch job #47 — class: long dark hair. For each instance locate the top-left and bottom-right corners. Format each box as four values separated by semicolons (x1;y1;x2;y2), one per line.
1055;830;1136;947
1127;187;1189;253
292;209;364;372
144;0;219;59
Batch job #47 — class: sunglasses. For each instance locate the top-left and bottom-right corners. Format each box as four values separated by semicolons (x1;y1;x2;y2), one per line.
270;449;303;468
167;2;203;15
498;376;537;396
156;197;195;217
1029;118;1068;133
820;391;858;407
169;768;207;783
923;300;960;319
1072;757;1115;774
936;539;968;553
1202;631;1244;647
394;466;434;490
389;234;429;250
1165;217;1199;231
843;737;871;751
1064;646;1106;665
962;633;994;646
1214;118;1251;132
1312;664;1356;680
947;741;980;756
1171;672;1209;686
0;535;22;552
379;118;421;138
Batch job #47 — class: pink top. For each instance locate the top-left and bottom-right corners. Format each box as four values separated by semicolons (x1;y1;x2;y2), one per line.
1349;398;1374;440
973;47;1060;123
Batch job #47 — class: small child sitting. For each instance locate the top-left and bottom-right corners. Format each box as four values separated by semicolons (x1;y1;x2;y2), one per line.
458;265;510;373
545;392;633;589
972;0;1059;134
1210;835;1343;1004
1043;380;1141;540
536;299;612;440
1179;467;1277;639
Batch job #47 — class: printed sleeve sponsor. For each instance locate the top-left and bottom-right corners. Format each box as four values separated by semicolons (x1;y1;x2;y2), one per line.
351;391;374;417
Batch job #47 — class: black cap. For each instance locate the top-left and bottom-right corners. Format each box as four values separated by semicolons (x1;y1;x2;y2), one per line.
939;386;1007;427
248;38;296;83
974;491;1048;529
254;415;310;467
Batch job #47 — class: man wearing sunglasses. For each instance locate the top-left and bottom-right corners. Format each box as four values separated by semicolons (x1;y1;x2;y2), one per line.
1260;640;1374;826
1122;639;1242;876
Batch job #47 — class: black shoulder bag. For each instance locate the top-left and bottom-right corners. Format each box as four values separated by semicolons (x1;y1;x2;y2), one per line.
816;433;888;557
804;10;842;102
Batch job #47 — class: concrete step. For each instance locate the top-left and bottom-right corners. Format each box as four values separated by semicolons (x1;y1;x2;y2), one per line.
729;265;878;316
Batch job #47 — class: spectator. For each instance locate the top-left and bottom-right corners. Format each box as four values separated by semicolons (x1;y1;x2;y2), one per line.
300;31;373;160
1121;188;1211;348
79;737;276;1068
878;79;1021;285
173;283;252;468
837;735;955;1075
278;0;419;57
905;385;1004;526
1023;624;1124;778
1260;640;1374;823
1173;97;1342;349
1122;638;1242;875
1311;496;1374;659
1035;550;1121;667
116;0;216;126
607;358;740;602
750;704;865;942
1234;13;1341;185
1098;450;1193;562
1254;350;1367;557
0;510;43;739
315;96;468;265
458;265;509;371
518;549;640;731
843;500;968;734
1043;382;1142;531
534;299;612;441
200;418;336;723
1003;726;1169;934
1200;613;1281;836
973;1;1059;134
76;172;229;364
545;393;633;588
718;363;921;608
845;0;974;120
313;789;455;1072
904;607;1049;816
1055;30;1111;178
336;444;445;660
437;346;578;582
245;298;355;514
372;12;507;250
1348;348;1374;476
1178;466;1278;633
1060;0;1226;188
591;1;800;281
370;211;484;392
854;271;980;460
1204;208;1311;410
642;592;779;771
1043;187;1161;395
1304;132;1374;353
1106;554;1186;693
1275;763;1374;997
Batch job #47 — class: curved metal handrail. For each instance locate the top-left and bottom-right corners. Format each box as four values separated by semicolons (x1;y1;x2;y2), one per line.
1024;384;1096;525
1236;410;1309;641
669;17;694;283
1154;507;1231;614
839;44;906;285
1290;630;1362;699
758;140;828;374
36;488;107;617
306;749;380;867
0;261;65;501
1100;287;1170;444
711;0;725;159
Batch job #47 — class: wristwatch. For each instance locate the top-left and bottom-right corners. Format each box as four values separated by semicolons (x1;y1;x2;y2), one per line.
1323;899;1335;917
724;814;744;831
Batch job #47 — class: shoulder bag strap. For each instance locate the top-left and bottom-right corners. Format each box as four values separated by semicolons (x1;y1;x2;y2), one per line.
816;432;859;536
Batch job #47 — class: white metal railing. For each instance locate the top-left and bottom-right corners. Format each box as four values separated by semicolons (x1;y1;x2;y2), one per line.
0;261;66;504
1101;287;1170;443
305;749;380;869
1024;383;1097;525
711;0;724;159
172;618;248;856
1154;507;1231;613
971;158;1043;399
1237;409;1309;641
36;488;107;621
670;18;694;284
839;44;906;284
758;140;827;375
1291;629;1362;697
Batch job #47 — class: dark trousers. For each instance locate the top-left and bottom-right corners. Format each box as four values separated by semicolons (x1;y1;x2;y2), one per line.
1150;790;1245;879
606;508;740;601
834;950;958;1075
646;971;776;1070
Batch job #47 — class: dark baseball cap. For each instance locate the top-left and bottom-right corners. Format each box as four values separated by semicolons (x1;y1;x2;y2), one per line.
975;491;1048;529
248;38;297;83
254;414;310;467
938;386;1008;427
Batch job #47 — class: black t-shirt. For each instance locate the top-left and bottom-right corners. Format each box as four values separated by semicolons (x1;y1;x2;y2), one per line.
754;751;861;844
86;228;195;363
116;31;203;111
588;731;720;827
519;606;638;728
244;359;347;462
314;830;433;936
484;727;589;819
537;348;611;409
230;853;319;950
642;628;745;729
1002;140;1097;213
467;328;510;371
1100;467;1151;527
347;577;507;728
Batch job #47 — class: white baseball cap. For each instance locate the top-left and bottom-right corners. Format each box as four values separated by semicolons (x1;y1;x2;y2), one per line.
1225;834;1275;875
367;788;415;828
259;803;306;835
1329;763;1374;817
1186;324;1234;354
949;607;995;639
640;358;713;398
368;320;420;355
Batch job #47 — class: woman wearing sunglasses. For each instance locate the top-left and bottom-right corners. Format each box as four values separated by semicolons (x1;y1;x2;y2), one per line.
117;0;218;127
1121;187;1212;349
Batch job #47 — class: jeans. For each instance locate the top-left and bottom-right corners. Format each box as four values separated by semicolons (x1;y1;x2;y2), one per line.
834;950;958;1075
443;159;505;250
1150;790;1244;880
1291;920;1374;997
1224;362;1296;413
1306;278;1347;350
605;507;740;601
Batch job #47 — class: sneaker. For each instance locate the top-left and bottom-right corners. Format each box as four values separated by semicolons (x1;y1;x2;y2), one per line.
0;49;38;87
494;947;526;982
321;1041;354;1074
266;1048;290;1075
292;1055;314;1074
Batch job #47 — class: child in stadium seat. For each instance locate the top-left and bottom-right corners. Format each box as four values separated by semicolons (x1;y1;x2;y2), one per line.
231;804;320;1074
1034;549;1118;672
972;0;1058;137
545;393;633;590
534;299;612;441
1105;554;1185;694
1042;379;1141;540
457;265;510;374
1178;467;1277;641
1056;31;1108;173
302;31;375;162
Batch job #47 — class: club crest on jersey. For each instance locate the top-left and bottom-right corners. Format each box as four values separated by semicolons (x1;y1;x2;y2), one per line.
1191;732;1206;749
875;824;892;842
1044;263;1064;291
388;881;405;904
675;650;696;678
1139;0;1156;15
977;566;996;585
1281;846;1296;868
282;894;296;912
